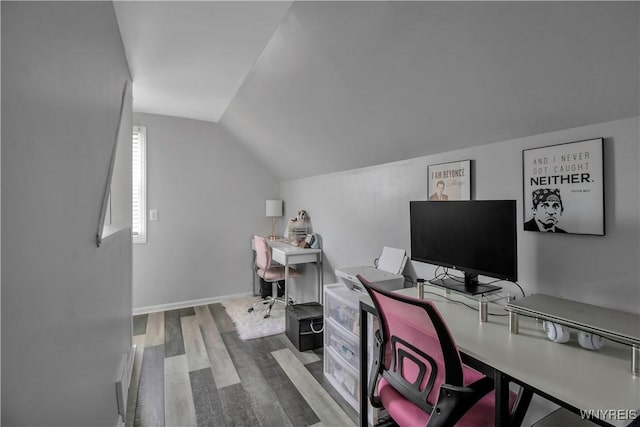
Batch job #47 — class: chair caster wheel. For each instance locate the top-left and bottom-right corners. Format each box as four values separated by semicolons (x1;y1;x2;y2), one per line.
264;314;270;319
248;307;254;313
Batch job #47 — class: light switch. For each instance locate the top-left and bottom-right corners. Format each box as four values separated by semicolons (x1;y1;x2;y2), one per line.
149;209;158;221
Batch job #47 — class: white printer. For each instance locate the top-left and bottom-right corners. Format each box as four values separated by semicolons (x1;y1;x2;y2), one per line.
335;247;407;294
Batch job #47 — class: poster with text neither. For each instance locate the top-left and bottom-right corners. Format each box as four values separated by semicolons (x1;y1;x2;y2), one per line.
522;138;604;235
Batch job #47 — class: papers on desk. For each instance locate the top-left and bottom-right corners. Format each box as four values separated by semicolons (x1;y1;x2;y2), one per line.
377;247;407;275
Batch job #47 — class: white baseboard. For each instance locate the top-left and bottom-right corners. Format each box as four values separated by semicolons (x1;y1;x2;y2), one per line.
132;292;253;315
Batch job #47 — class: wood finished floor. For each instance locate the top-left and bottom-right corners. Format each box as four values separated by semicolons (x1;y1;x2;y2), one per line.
127;303;359;427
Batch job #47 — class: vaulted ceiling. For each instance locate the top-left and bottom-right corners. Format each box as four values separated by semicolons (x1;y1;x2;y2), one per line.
115;1;640;181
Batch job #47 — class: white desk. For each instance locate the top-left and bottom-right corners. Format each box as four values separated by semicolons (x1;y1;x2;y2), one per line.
252;238;323;304
359;286;640;427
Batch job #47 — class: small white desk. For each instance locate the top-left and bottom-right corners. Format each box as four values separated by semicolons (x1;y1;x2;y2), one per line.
359;286;640;427
251;238;323;304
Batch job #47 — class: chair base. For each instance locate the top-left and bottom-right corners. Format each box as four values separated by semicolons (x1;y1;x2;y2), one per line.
249;280;286;318
247;298;276;319
247;296;284;318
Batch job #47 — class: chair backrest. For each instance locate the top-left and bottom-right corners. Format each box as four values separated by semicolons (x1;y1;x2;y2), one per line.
359;275;464;414
254;235;272;271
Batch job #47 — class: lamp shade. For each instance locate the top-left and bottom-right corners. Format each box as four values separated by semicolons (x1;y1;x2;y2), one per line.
265;200;283;217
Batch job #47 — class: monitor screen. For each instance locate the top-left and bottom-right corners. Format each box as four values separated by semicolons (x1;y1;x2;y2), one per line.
410;200;517;292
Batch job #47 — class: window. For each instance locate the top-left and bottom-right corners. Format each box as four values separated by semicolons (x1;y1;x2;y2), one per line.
132;125;147;244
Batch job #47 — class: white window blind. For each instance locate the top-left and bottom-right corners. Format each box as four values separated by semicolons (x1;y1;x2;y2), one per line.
132;125;147;244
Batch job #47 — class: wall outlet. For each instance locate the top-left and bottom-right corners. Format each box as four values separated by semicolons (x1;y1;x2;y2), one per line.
149;209;158;221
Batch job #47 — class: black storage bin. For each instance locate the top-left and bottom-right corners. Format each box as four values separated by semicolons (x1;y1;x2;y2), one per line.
285;302;324;351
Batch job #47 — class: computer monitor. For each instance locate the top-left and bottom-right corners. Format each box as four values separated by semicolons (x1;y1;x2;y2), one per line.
409;200;517;295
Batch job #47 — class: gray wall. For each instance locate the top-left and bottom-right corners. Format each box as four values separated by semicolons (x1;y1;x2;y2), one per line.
132;113;280;310
1;3;3;418
2;2;132;425
281;117;640;315
222;1;639;181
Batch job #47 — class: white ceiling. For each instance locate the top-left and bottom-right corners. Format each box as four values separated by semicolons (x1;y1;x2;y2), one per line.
114;2;639;181
113;1;292;122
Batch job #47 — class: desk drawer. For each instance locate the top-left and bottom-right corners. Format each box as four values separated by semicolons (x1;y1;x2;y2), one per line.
274;252;318;265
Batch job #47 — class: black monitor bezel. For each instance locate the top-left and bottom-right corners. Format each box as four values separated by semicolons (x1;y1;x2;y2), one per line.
409;200;518;283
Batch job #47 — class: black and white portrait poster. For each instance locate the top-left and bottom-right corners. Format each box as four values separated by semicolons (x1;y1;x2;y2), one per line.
522;138;604;235
427;160;472;201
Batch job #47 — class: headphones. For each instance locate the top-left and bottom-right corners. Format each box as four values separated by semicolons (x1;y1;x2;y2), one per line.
542;321;605;350
543;321;570;343
577;331;606;350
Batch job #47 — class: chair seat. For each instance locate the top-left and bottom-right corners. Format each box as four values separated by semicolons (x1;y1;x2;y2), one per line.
378;366;517;427
257;266;301;282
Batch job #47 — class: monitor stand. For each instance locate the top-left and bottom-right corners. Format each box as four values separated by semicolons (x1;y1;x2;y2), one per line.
429;273;501;296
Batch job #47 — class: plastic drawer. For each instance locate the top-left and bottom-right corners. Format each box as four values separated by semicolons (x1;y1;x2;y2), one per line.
325;346;359;409
324;285;360;335
326;318;359;370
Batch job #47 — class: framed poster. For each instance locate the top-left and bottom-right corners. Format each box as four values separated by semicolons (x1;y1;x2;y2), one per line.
427;160;472;201
522;138;604;235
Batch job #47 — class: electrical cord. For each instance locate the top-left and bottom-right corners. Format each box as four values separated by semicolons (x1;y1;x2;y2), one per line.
483;278;526;298
431;267;526;299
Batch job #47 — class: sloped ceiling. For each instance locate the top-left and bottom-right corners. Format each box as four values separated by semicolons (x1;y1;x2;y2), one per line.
221;1;639;180
113;1;293;122
116;2;639;181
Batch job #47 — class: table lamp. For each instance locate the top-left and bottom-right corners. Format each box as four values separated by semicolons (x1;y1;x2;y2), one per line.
265;199;283;241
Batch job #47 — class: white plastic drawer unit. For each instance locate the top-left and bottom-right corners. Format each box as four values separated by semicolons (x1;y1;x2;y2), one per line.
325;284;360;335
326;318;359;370
323;283;388;425
325;345;359;407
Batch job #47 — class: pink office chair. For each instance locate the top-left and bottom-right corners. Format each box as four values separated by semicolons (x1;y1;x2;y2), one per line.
250;235;301;318
358;275;531;427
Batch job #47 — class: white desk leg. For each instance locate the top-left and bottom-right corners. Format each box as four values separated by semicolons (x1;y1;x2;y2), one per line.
317;253;322;304
284;261;289;305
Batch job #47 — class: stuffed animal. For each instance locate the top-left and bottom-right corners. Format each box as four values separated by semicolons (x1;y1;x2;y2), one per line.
296;210;308;222
287;210;308;224
286;210;310;242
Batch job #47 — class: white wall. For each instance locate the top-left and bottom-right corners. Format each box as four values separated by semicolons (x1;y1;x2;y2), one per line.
281;117;640;314
132;113;280;310
2;2;132;425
